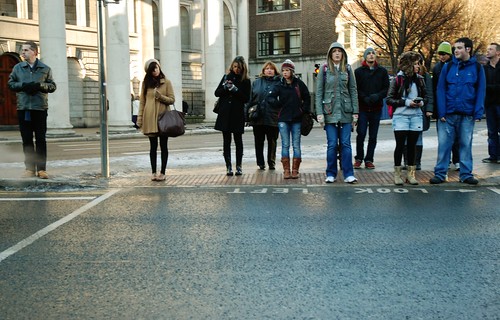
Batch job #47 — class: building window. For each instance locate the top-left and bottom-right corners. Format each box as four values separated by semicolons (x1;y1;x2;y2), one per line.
257;0;300;14
344;23;352;49
258;30;301;57
180;6;191;49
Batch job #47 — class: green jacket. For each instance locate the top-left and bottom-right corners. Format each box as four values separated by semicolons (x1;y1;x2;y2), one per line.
8;59;57;111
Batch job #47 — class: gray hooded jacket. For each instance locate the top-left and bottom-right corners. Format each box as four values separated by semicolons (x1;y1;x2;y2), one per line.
315;42;358;124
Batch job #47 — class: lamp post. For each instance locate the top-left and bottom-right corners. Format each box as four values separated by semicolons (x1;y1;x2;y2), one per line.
97;0;119;178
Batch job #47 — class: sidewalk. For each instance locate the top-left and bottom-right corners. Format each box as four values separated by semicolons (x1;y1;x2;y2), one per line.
1;122;499;190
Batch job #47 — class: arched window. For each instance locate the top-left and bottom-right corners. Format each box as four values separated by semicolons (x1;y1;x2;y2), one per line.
180;6;191;50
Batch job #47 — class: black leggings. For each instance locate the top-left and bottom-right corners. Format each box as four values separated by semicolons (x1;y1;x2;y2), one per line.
149;135;168;174
394;130;419;166
222;131;243;166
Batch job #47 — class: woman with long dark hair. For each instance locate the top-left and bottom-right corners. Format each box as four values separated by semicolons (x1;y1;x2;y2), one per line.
214;56;251;176
386;52;427;185
137;59;175;181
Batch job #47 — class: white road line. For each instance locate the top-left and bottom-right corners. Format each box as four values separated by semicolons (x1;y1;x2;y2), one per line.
0;197;96;201
0;189;121;263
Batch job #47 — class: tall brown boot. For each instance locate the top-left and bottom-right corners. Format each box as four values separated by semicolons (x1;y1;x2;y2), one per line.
291;158;301;179
281;157;291;179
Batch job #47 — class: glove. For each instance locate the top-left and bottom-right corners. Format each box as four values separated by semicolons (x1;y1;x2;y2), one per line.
25;82;41;95
317;114;325;127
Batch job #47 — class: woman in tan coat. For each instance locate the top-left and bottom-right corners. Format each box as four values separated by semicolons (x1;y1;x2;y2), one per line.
137;59;175;181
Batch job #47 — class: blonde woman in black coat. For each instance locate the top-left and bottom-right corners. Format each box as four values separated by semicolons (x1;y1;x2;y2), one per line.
214;56;251;176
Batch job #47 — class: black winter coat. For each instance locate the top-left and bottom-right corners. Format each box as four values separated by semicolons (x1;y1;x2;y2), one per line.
354;62;389;112
245;76;280;127
484;60;500;106
214;72;251;133
275;77;311;123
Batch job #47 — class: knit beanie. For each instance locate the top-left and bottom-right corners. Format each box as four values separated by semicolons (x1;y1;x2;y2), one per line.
363;47;375;60
144;58;160;72
281;59;295;72
437;42;452;55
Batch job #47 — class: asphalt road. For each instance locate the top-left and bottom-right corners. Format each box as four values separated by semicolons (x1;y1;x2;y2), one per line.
1;186;499;319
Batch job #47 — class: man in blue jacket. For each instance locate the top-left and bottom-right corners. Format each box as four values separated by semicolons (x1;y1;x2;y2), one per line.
8;41;57;179
430;37;486;185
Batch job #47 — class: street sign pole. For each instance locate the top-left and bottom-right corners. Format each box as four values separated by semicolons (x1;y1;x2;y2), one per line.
97;0;109;178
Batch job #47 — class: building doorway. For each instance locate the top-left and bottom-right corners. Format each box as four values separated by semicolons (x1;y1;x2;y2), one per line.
0;54;20;126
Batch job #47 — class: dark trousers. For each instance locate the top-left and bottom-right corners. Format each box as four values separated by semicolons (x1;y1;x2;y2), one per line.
18;110;47;172
355;110;381;163
252;125;279;168
486;104;500;160
394;130;419;166
222;131;243;167
149;135;168;174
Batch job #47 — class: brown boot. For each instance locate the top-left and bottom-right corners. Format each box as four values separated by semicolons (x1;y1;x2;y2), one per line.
281;157;291;179
291;158;301;179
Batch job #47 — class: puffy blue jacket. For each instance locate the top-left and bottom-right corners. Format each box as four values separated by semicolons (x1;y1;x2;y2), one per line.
436;56;485;120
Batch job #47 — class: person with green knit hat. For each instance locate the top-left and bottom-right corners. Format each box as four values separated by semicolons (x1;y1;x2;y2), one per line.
432;41;460;172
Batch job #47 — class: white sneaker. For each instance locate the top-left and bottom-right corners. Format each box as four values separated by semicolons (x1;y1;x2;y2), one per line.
344;176;358;184
325;176;335;183
453;163;460;171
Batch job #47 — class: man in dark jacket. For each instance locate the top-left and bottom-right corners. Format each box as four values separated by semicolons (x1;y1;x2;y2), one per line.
430;37;486;185
7;41;57;179
353;47;389;169
482;42;500;163
432;41;460;171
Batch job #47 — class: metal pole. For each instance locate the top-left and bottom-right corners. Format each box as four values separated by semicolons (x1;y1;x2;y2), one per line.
97;0;109;178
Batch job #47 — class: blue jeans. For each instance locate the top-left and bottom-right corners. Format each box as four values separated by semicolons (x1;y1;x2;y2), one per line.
355;110;381;163
434;114;475;181
278;121;301;159
485;104;500;160
324;123;354;178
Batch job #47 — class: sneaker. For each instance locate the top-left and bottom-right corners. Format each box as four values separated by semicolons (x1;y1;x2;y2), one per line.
325;176;335;183
482;157;498;163
258;165;266;170
22;170;36;178
344;176;358;184
156;173;166;181
353;160;362;169
453;163;460;171
365;162;375;169
151;173;157;181
462;177;478;185
429;176;443;184
37;170;49;179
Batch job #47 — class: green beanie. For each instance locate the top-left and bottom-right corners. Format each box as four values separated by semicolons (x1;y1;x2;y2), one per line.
437;42;452;55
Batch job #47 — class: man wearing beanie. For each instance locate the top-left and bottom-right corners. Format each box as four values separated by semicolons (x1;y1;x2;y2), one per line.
432;41;460;171
353;47;389;169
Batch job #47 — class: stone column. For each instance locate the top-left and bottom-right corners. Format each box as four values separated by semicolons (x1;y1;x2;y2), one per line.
237;0;249;61
159;0;182;109
105;1;135;132
39;0;75;136
204;0;225;121
140;0;155;80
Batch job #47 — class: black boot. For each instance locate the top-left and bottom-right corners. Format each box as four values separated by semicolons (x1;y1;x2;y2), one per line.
415;146;423;170
224;155;233;176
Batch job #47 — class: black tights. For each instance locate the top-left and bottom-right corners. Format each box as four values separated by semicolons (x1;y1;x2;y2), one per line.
394;130;419;166
149;135;168;174
222;131;243;166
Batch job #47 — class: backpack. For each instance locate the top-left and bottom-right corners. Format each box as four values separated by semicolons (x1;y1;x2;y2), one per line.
387;75;403;118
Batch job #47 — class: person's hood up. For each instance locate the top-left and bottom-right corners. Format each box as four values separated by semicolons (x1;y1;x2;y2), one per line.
326;42;348;64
